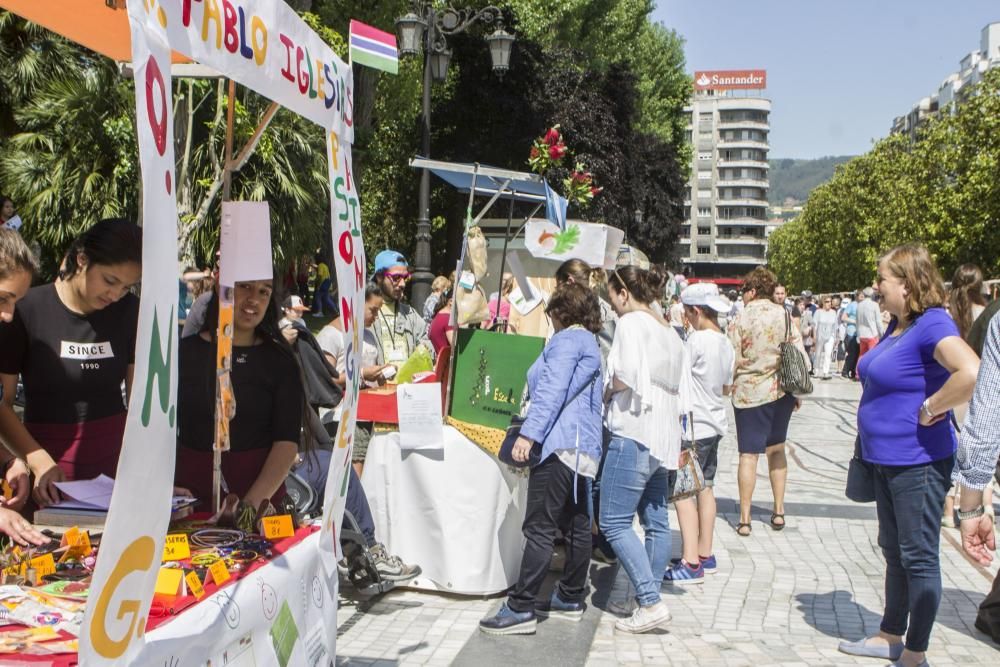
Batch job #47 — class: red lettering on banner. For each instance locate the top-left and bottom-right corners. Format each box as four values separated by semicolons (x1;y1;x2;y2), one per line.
338;230;353;263
182;0;198;27
353;261;364;290
145;57;168;156
279;34;295;82
344;85;354;127
344;157;353;192
222;0;239;53
296;46;308;94
340;298;352;335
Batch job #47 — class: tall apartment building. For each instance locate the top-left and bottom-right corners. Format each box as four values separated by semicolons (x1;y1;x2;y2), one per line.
891;22;1000;137
677;70;771;279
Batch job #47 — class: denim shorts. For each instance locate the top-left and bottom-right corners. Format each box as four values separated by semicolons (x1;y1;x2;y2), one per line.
682;434;722;485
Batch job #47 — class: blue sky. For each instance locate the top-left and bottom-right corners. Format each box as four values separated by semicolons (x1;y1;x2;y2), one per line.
654;1;999;159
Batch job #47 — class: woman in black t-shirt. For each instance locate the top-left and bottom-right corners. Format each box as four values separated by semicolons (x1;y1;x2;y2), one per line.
175;278;306;509
0;220;141;509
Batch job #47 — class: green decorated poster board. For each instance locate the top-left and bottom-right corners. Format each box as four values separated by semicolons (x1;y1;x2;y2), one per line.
449;328;546;429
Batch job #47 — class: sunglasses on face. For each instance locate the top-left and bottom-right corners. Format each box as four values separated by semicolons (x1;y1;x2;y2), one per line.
386;272;411;283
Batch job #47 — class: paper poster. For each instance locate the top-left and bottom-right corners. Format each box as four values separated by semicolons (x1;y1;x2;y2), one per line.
127;0;353;136
524;218;625;270
220;201;274;285
397;383;444;450
80;5;179;663
509;282;544;317
2;214;22;231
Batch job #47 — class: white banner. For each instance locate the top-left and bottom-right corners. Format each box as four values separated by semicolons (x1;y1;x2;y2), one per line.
318;131;365;571
130;0;353;136
79;3;179;663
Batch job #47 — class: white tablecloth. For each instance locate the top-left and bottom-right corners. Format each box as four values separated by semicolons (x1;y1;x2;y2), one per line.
136;532;338;666
362;427;528;595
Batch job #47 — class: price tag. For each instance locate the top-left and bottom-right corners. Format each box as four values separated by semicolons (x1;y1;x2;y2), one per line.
261;515;295;540
185;571;205;600
154;568;183;596
27;553;56;583
208;559;231;586
162;534;191;561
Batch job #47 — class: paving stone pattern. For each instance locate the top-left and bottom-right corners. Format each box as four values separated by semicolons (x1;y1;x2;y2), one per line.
336;378;1000;665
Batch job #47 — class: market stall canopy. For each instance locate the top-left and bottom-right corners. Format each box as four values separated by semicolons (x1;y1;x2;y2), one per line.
0;0;190;64
410;158;547;204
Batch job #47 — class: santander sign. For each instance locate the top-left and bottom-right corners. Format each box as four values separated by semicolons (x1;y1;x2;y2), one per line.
694;70;767;91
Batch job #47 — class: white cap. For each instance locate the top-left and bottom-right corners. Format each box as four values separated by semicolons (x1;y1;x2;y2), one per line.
681;282;731;314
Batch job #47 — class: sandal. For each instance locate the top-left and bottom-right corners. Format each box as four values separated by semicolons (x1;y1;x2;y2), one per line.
736;522;752;537
770;513;786;531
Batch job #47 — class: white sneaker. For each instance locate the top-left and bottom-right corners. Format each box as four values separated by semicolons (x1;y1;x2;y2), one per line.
614;601;671;633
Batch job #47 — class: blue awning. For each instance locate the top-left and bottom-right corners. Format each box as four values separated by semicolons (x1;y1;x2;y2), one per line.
409;158;547;203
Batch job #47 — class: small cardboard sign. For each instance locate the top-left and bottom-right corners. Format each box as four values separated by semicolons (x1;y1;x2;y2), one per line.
261;515;295;541
162;534;191;561
154;568;183;596
27;553;56;584
185;570;206;600
219;201;273;286
208;559;231;586
61;527;93;561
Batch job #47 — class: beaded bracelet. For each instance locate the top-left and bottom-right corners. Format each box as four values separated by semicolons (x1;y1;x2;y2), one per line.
190;529;244;549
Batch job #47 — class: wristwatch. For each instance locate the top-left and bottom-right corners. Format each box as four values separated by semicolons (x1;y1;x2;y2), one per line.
920;398;935;419
957;506;986;521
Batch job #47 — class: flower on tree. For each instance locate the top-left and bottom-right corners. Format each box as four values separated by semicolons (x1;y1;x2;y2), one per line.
563;164;601;208
527;127;602;210
528;125;567;174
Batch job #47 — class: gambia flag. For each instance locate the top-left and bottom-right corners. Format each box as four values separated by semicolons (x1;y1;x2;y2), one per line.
349;19;399;74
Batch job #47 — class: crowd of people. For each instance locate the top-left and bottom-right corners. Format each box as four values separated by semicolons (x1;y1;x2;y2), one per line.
0;212;998;662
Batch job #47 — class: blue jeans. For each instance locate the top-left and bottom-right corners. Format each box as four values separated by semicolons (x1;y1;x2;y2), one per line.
873;455;954;652
599;435;670;607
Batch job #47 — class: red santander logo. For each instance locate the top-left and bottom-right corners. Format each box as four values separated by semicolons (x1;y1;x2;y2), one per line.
694;70;766;91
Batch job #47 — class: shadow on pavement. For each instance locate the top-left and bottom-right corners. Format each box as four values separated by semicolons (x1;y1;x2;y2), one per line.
794;588;996;646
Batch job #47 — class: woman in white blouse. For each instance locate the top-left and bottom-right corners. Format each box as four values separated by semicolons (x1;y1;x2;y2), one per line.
599;265;690;634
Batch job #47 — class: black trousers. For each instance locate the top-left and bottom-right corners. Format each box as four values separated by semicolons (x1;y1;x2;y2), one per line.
978;570;1000;644
507;456;591;613
843;334;860;378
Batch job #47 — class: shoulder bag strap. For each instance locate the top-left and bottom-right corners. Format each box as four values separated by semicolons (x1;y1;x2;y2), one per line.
553;369;601;425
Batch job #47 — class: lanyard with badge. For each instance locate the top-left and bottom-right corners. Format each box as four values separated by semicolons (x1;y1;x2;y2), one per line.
379;305;408;364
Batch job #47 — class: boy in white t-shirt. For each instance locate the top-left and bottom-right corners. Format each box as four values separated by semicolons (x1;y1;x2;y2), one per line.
664;283;734;585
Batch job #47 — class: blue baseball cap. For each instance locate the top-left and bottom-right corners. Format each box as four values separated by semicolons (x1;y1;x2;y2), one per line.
373;249;408;275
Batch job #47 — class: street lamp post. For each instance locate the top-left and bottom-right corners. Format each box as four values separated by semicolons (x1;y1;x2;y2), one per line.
396;2;514;310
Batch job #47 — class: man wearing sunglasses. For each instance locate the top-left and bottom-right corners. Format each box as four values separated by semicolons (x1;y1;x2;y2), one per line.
371;250;431;365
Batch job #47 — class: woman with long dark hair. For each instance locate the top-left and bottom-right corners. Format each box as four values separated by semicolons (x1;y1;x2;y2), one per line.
949;263;986;342
175;275;313;513
0;219;141;508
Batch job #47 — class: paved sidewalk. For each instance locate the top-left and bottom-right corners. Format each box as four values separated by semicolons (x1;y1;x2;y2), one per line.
336;378;1000;666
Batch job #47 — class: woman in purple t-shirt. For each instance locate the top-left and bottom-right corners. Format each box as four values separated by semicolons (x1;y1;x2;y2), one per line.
839;244;979;667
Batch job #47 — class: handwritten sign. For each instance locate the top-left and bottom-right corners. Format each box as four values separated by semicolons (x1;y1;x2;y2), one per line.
26;553;56;585
185;571;205;600
162;534;191;561
261;515;294;541
62;527;93;560
397;383;444;450
208;559;231;586
154;568;183;596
